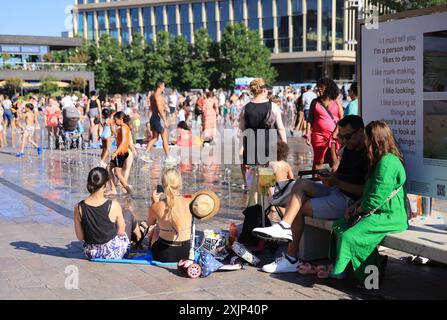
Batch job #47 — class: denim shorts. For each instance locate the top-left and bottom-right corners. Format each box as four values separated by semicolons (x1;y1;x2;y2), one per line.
309;182;354;220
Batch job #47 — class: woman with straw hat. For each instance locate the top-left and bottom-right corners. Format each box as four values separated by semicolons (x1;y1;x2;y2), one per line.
148;168;220;262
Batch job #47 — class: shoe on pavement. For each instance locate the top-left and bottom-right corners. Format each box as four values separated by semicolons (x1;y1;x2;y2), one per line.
16;152;24;158
252;222;293;242
261;253;301;273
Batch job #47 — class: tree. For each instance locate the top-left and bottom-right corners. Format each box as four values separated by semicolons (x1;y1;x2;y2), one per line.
122;33;145;93
220;23;277;90
144;31;174;90
71;77;87;92
40;76;59;96
4;77;22;94
1;53;11;69
189;29;213;90
170;35;192;91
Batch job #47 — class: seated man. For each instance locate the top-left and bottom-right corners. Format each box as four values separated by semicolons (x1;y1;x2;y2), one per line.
253;115;367;273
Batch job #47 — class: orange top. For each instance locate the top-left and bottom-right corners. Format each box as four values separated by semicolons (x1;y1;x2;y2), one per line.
116;124;130;155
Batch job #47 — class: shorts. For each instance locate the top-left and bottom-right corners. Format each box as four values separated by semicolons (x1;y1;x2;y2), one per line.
150;114;164;133
111;152;129;168
83;234;130;260
151;237;190;263
3;109;13;124
24;126;35;138
100;126;112;140
307;182;354;220
89;108;99;118
304;109;310;121
169;107;176;114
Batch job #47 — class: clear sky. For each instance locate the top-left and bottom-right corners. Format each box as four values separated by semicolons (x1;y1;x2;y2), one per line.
0;0;74;37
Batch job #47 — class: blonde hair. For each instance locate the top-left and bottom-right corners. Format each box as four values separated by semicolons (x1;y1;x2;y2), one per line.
249;78;266;97
162;168;183;233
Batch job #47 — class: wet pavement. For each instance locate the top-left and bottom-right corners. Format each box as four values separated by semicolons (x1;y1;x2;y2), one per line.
0;117;447;300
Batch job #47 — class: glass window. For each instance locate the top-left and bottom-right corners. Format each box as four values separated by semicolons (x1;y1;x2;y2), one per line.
292;0;303;51
120;9;129;44
77;12;84;36
277;0;289;52
336;0;343;49
262;17;274;52
179;4;191;42
219;0;230;34
247;0;259;31
131;8;140;34
87;12;95;40
98;11;106;37
322;0;332;50
206;2;217;41
109;10;118;40
233;0;244;23
143;7;154;43
262;0;273;18
167;5;177;25
155;6;165;33
193;3;203;31
306;0;317;51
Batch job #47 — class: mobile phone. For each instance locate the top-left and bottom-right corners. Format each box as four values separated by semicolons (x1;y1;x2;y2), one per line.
156;185;164;193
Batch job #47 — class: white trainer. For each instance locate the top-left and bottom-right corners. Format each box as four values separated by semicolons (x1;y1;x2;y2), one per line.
261;253;301;273
252;222;293;242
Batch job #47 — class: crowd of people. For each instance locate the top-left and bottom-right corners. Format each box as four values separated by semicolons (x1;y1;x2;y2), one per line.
1;76;408;287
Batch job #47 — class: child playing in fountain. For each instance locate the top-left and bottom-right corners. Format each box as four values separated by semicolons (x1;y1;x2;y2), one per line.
16;103;42;157
107;111;134;196
268;141;294;218
171;121;192;148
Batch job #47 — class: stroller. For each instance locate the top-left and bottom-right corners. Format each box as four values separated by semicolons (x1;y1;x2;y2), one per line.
57;106;84;150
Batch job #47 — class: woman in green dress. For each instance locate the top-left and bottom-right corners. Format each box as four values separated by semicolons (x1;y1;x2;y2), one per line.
330;120;409;283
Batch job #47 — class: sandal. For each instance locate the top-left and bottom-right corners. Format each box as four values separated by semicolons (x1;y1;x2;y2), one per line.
136;221;149;245
316;264;333;279
298;262;317;275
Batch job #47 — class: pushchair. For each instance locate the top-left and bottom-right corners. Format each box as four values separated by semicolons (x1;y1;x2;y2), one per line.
56;106;84;150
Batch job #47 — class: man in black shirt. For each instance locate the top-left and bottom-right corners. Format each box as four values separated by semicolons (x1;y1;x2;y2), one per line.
253;115;367;273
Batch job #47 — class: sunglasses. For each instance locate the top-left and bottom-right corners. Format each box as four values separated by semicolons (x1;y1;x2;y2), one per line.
339;128;361;141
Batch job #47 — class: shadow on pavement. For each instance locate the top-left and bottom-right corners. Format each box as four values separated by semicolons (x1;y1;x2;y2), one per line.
10;240;85;259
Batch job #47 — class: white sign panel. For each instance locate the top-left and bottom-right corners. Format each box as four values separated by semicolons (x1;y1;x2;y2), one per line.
362;11;447;199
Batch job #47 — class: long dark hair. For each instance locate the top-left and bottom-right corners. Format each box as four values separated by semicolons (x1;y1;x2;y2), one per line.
87;167;109;194
365;121;404;175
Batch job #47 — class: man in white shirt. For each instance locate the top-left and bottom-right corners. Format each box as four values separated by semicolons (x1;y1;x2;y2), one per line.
301;85;317;121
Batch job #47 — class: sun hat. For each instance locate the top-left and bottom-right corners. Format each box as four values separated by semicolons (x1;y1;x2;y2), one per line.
190;190;220;221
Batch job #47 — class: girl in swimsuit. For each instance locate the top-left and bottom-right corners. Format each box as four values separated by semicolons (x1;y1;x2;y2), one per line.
147;168;193;262
99;108;113;168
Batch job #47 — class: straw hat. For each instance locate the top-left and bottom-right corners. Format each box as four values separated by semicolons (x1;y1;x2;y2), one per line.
190;190;220;221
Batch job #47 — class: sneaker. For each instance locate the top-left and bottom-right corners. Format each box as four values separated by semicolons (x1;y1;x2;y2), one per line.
15;152;24;158
37;146;43;155
261;253;301;273
252;222;293;242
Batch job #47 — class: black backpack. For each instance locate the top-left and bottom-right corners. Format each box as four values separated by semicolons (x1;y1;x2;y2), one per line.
238;205;272;246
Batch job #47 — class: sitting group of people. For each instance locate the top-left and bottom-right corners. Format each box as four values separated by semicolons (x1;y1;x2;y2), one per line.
254;115;408;284
74;167;218;263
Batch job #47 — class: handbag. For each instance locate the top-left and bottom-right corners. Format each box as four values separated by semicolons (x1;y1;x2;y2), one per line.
348;185;409;227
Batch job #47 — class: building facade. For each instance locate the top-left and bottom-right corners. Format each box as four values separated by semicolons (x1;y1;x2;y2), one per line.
73;0;385;84
0;35;95;92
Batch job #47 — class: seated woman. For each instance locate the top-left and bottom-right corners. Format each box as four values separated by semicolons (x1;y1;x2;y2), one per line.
147;168;193;262
329;120;408;284
171;121;192;148
74;167;146;259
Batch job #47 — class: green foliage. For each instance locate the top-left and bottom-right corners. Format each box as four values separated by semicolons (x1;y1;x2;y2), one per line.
81;24;275;92
5;77;23;94
71;77;87;91
220;23;277;90
144;31;174;90
40;76;59;96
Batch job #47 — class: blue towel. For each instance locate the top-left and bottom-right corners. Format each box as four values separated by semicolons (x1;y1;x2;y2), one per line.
90;251;178;267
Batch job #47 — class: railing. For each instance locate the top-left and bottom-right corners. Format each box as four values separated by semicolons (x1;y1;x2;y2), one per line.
0;62;87;72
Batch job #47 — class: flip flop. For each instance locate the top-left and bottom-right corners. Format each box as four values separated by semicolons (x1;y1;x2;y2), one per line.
136;221;149;245
298;262;317;275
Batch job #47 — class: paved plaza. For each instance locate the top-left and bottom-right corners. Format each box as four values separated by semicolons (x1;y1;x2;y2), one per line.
0;133;446;300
